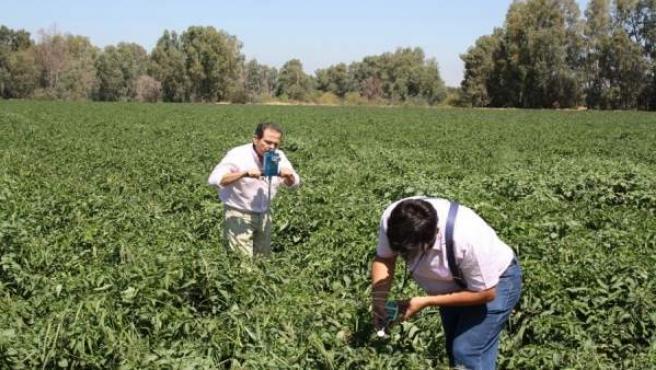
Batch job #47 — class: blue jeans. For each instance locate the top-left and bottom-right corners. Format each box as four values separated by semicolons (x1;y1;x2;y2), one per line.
439;259;522;370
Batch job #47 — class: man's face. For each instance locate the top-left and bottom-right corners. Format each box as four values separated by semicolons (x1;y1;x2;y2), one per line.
253;128;282;157
394;231;438;259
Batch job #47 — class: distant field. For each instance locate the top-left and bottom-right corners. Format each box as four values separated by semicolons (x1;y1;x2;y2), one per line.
1;101;655;369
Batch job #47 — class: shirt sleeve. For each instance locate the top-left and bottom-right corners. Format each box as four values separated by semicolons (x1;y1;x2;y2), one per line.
376;213;397;258
277;150;301;188
208;150;239;188
457;208;504;291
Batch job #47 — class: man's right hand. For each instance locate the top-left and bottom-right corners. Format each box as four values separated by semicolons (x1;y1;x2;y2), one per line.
245;169;262;178
220;169;261;186
372;299;388;330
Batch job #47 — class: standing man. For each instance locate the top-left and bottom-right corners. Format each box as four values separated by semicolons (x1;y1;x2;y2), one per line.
371;197;521;370
208;122;300;257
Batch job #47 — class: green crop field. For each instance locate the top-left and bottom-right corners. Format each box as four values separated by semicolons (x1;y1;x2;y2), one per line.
1;101;655;369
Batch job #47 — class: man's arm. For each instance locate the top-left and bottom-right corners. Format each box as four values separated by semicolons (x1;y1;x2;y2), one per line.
208;154;232;188
371;255;397;328
208;150;261;188
279;168;297;187
218;169;261;187
400;287;496;321
277;152;300;188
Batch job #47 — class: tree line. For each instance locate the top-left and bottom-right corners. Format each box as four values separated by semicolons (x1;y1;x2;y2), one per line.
3;0;656;109
0;25;446;105
460;0;656;110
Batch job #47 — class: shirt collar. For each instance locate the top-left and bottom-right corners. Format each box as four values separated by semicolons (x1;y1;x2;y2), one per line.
251;144;263;163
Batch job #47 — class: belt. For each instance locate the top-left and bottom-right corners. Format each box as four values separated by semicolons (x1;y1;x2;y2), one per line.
224;204;266;215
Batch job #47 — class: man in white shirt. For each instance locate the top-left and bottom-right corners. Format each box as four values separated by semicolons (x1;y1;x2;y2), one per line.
208;122;300;256
371;197;521;370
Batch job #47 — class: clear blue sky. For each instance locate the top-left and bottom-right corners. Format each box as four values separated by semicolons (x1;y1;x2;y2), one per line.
1;0;589;86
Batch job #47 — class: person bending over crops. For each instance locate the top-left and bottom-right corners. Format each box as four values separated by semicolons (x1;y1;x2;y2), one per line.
208;122;300;257
371;197;521;370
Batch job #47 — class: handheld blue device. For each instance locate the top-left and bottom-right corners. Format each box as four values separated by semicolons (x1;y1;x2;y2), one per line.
376;301;400;337
263;150;280;177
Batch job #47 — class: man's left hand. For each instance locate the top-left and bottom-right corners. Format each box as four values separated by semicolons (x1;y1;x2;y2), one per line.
398;297;428;321
279;168;295;185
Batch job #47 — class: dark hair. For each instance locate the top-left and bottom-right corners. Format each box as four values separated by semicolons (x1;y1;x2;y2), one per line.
254;122;284;139
387;199;438;255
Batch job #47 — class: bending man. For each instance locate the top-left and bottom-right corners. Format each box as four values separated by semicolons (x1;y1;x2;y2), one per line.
372;197;521;369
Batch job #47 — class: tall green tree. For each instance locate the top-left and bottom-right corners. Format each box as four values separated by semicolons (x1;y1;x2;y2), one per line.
386;48;443;103
275;59;311;100
315;63;351;98
347;47;446;104
95;46;124;101
0;25;37;98
485;1;526;107
349;57;383;100
243;59;277;98
5;48;39;98
61;36;99;100
584;0;612;108
180;26;243;102
149;30;187;102
586;0;651;109
513;0;582;107
598;28;647;108
95;42;148;101
460;29;503;107
614;0;656;108
478;0;584;108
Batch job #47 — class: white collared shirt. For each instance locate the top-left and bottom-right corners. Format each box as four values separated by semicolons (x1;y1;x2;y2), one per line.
376;197;515;294
208;144;300;213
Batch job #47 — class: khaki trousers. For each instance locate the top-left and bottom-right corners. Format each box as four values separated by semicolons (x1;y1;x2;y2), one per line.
223;206;272;257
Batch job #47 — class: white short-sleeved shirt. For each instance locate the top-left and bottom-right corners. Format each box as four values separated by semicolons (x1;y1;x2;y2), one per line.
208;144;300;213
377;197;515;294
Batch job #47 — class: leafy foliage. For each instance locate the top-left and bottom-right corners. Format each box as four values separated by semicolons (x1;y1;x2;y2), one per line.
1;102;655;368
